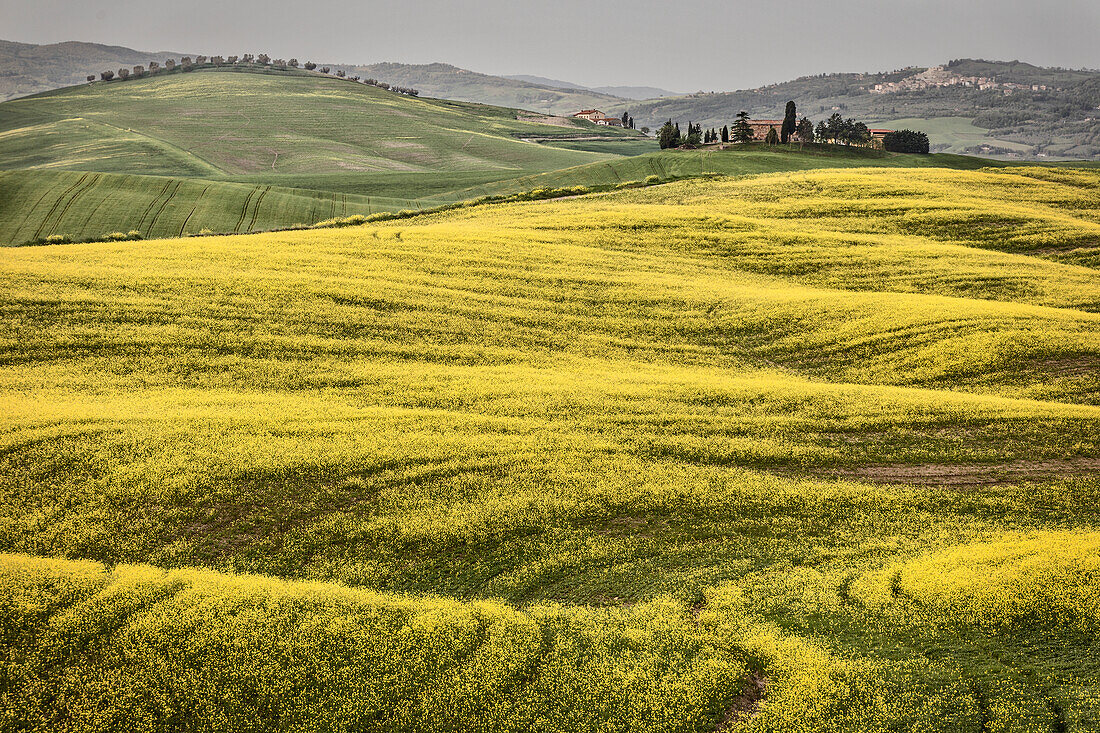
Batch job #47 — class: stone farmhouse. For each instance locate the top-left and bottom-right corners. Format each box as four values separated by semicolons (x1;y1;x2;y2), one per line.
747;119;783;140
572;110;623;126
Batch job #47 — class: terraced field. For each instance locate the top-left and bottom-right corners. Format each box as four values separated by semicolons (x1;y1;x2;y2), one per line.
2;167;1099;731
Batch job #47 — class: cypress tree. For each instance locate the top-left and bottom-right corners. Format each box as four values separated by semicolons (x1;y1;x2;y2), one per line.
781;100;797;144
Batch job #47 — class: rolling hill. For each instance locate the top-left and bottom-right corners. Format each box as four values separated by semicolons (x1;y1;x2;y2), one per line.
2;167;1099;730
0;66;641;177
0;64;657;242
436;143;1010;202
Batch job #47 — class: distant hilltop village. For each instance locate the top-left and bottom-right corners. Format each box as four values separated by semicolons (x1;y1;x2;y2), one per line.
870;65;1052;95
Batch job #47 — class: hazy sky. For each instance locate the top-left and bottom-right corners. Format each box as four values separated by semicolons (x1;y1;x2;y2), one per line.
4;0;1098;91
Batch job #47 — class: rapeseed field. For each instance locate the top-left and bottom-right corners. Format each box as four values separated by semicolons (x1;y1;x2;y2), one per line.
1;167;1098;731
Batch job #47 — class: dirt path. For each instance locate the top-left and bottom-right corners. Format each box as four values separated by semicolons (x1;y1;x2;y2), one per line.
716;671;767;730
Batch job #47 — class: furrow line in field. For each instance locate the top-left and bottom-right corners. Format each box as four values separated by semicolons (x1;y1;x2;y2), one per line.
234;188;258;233
31;173;89;241
47;173;103;237
146;180;183;235
178;187;209;237
135;180;174;232
13;180;64;242
246;187;271;232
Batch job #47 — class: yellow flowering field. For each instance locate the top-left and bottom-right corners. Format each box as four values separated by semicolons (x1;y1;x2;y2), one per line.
1;167;1098;731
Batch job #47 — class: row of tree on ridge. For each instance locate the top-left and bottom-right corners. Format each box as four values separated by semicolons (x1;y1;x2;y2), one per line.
87;55;419;96
655;101;929;152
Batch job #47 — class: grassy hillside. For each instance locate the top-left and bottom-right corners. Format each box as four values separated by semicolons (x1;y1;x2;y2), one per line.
438;142;1013;201
0;67;636;177
0;170;434;244
2;167;1099;730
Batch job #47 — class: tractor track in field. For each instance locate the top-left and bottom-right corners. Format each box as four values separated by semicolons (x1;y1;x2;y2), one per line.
46;173;103;237
17;179;69;241
31;173;89;240
178;186;209;236
136;180;175;233
146;180;183;234
234;187;259;233
245;187;271;232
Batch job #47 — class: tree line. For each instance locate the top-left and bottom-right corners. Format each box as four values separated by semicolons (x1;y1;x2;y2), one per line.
655;100;928;153
88;55;420;97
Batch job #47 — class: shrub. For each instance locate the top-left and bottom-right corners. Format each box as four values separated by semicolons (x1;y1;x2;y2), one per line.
645;175;660;184
127;230;143;240
45;234;71;244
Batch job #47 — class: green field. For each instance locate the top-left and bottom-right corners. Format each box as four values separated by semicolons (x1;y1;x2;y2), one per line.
2;167;1099;730
868;116;1035;154
0;68;644;177
0;169;439;243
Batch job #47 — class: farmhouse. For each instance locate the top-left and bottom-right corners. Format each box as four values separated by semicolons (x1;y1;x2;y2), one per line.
573;109;605;122
573;109;624;127
747;119;783;140
869;129;894;148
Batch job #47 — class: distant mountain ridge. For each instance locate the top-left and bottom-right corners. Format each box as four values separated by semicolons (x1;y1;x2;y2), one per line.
327;62;626;115
505;74;680;99
0;39;184;100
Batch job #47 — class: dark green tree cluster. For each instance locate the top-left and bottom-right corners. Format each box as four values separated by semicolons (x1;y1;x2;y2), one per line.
883;129;931;153
814;112;871;145
657;120;704;148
